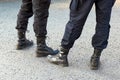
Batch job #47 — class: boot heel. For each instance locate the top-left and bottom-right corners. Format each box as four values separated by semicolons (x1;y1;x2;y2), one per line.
61;62;69;67
61;57;69;67
36;51;49;57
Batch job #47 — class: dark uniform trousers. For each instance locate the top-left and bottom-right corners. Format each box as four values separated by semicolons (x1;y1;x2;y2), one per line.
16;0;51;37
61;0;115;50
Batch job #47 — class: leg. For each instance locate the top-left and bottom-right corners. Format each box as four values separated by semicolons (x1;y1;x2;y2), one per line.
92;0;116;50
16;0;33;32
48;0;95;66
32;0;57;57
91;0;116;70
16;0;33;50
32;0;51;38
61;0;94;49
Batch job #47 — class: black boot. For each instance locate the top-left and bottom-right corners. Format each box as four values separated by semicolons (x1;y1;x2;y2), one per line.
47;47;69;67
36;37;57;57
90;49;103;70
16;31;33;50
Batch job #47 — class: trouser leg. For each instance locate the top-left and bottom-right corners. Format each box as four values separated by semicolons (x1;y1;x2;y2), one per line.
16;0;33;32
32;0;51;38
16;0;33;50
61;0;94;49
90;0;115;70
32;0;57;57
92;0;116;50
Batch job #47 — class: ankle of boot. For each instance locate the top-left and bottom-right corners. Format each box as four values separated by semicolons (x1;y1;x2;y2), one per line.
60;47;70;55
93;49;103;57
36;37;46;45
18;31;26;40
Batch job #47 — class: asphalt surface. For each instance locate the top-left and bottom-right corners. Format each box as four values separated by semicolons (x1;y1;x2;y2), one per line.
0;0;120;80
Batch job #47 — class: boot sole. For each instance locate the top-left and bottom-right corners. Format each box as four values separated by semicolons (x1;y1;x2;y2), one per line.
51;61;69;67
90;66;98;70
36;50;59;57
16;44;33;50
36;51;51;57
48;59;69;67
90;62;101;70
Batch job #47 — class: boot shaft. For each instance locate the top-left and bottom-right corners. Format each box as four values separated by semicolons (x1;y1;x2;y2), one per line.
60;47;69;55
36;37;58;57
18;31;26;40
90;49;103;70
36;37;46;45
92;49;103;57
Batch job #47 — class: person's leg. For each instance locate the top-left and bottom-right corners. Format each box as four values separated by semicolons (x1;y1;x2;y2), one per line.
16;0;33;50
32;0;56;57
48;0;95;66
91;0;116;70
61;0;95;49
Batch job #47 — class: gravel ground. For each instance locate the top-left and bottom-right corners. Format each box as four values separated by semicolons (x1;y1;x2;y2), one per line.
0;0;120;80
